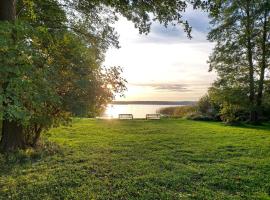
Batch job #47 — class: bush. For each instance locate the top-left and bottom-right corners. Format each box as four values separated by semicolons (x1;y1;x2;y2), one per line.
185;113;214;121
159;106;196;118
219;103;248;124
197;94;220;120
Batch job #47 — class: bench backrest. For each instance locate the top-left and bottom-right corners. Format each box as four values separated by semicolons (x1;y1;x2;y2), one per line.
119;114;133;119
146;114;161;119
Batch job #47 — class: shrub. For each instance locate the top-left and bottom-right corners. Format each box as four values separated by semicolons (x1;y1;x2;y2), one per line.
197;95;212;114
197;94;220;120
159;106;196;118
185;113;214;121
219;103;248;124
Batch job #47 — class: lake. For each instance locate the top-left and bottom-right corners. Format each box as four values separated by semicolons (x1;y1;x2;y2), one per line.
102;104;181;119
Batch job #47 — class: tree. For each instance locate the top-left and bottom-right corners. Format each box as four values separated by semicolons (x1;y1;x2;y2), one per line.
0;0;195;151
0;0;15;21
208;0;270;123
0;0;125;151
256;1;270;114
0;0;25;150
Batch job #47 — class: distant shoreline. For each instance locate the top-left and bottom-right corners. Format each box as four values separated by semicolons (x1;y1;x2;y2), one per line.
111;101;196;105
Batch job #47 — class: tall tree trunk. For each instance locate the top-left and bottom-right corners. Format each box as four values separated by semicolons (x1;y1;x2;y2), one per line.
0;0;16;20
1;82;26;151
0;0;25;152
245;0;257;122
1;120;25;151
256;8;268;118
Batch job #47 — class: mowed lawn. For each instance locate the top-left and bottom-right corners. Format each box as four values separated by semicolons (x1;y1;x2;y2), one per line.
1;119;270;200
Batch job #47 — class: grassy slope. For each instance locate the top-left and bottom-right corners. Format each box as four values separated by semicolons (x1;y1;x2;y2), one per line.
1;119;270;200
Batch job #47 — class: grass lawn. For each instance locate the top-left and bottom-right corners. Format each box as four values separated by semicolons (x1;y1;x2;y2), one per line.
1;119;270;200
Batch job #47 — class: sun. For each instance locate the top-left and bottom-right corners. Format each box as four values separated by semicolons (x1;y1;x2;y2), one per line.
105;104;117;118
107;84;113;89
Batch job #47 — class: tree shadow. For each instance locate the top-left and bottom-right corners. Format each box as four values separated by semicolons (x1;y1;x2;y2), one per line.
227;122;270;131
0;139;63;175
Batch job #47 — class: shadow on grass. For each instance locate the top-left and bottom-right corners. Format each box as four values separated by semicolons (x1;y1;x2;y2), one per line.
229;122;270;131
192;118;270;131
0;139;62;174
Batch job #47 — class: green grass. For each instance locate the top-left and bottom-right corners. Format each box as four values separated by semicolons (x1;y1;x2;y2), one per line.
1;119;270;200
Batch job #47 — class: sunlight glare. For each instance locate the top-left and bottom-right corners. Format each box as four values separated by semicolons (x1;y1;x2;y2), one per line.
105;104;117;118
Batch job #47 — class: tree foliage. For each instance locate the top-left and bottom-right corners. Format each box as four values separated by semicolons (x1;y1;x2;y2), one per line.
206;0;270;123
0;0;128;151
1;0;197;151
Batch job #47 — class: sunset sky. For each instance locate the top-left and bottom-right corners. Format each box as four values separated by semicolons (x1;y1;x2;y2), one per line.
104;8;216;101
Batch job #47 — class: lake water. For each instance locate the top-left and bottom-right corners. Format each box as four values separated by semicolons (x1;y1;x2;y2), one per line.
102;104;180;119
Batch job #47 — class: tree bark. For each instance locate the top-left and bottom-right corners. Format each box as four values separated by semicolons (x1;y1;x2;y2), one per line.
1;120;25;151
0;0;25;152
0;0;16;21
256;8;268;117
245;0;257;122
31;126;42;147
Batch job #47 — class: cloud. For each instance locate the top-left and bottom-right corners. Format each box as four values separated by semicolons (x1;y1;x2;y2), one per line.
131;83;188;92
135;6;210;44
137;24;209;44
142;24;187;43
130;83;194;92
154;84;190;92
183;6;210;34
129;81;214;92
105;9;216;101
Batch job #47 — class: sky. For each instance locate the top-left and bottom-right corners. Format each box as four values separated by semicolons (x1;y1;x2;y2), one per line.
104;7;216;101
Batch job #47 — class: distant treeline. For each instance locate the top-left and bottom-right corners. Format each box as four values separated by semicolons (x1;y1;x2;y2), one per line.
112;101;197;105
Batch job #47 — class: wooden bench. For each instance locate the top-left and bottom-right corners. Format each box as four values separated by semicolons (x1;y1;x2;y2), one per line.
119;114;133;120
146;114;161;120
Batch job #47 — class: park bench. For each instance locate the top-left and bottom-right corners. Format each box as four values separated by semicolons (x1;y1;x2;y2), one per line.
146;114;161;120
119;114;133;120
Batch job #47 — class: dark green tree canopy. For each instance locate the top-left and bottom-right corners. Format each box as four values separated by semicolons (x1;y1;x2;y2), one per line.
0;0;200;151
206;0;270;123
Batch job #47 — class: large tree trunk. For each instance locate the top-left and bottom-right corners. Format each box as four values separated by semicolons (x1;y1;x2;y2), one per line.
256;8;268;118
0;83;26;152
0;0;16;20
245;0;257;122
0;0;26;152
0;120;25;151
